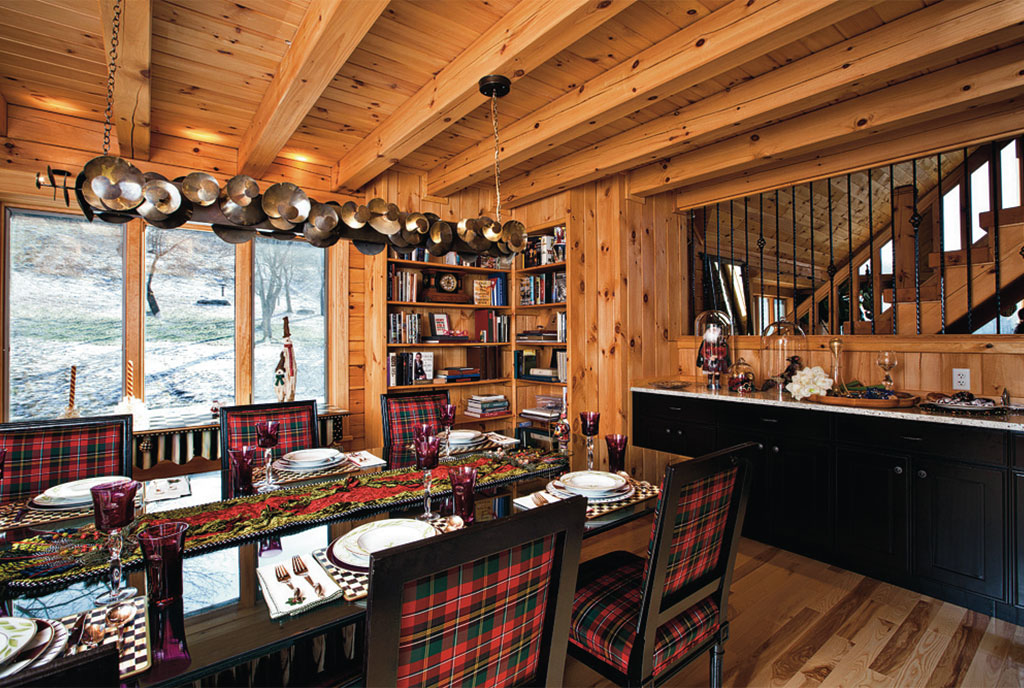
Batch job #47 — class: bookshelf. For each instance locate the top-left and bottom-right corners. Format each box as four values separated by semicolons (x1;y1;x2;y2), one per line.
511;220;570;450
384;248;514;433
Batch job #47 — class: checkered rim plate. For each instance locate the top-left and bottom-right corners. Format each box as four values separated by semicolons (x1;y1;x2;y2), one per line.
0;503;92;530
585;480;660;519
253;460;361;485
57;596;151;679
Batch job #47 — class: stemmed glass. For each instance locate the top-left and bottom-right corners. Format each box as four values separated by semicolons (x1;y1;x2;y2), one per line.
91;480;140;604
414;434;441;522
579;412;600;471
876;351;898;391
439;404;457;459
255;421;280;493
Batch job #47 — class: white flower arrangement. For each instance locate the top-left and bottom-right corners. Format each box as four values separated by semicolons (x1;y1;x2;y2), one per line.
785;366;833;401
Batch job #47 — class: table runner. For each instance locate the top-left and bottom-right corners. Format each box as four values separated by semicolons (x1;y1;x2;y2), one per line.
0;450;565;592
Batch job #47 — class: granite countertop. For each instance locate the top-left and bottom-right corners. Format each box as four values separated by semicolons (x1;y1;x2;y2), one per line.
631;381;1024;432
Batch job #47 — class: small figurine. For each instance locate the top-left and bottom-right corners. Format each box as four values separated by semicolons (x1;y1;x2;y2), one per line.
274;317;297;403
58;365;81;418
696;323;730;390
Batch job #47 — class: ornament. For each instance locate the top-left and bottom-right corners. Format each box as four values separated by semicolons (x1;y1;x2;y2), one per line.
274;317;297;403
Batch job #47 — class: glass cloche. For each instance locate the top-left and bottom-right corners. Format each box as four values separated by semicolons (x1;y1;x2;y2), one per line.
695;310;732;390
727;357;756;394
760;320;807;398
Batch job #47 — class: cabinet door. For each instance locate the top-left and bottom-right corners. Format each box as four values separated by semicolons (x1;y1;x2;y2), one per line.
638;417;716;457
768;439;832;556
717;428;769;543
1015;473;1024;606
913;458;1005;599
835;449;908;578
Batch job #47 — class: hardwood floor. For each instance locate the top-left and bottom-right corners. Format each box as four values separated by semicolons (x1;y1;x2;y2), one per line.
564;515;1024;687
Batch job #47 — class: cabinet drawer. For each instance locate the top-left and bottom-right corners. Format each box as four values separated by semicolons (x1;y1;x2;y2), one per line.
632;392;718;424
635;416;716;457
837;415;1005;466
723;401;831;440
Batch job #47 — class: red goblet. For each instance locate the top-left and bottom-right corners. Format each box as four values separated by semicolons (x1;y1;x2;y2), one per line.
91;480;140;604
439;404;457;458
579;412;601;471
228;445;260;498
605;434;628;473
448;465;477;525
255;421;280;493
414;434;441;521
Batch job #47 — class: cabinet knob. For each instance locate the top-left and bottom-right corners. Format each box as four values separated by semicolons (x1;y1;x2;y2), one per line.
665;428;671;434
770;445;780;454
894;466;903;475
917;469;927;479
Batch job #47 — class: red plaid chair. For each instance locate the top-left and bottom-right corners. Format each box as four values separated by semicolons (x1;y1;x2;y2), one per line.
380;390;449;468
0;415;133;507
567;442;758;687
218;400;319;498
363;494;587;687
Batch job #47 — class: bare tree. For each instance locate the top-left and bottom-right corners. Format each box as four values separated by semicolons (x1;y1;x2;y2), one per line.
254;242;294;342
146;229;188;316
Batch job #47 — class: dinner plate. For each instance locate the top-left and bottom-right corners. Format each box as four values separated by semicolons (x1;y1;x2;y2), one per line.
275;456;345;473
0;617;39;665
329;519;436;570
559;471;628;497
39;476;131;506
546;481;635;505
282;448;341;464
446;430;483;445
0;621;53;678
29;620;67;670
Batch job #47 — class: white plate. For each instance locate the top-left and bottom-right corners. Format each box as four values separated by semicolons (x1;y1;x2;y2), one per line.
0;618;39;665
447;430;483;445
282;448;341;464
29;620;67;670
0;621;53;679
40;476;131;505
560;471;628;496
275;456;345;473
333;519;436;566
547;481;635;505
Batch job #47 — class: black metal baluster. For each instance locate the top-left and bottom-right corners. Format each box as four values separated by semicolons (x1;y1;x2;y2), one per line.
890;164;898;334
775;190;781;313
715;202;722;310
689;209;697;331
759;193;765;327
938;152;946;334
990;140;1002;334
809;182;816;334
867;169;875;334
964;149;973;333
846;173;854;335
827;179;836;334
792;186;798;323
911;159;922;335
744;196;751;333
729;198;735;280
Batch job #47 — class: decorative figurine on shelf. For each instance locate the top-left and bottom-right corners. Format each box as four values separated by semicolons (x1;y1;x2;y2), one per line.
727;358;756;394
695;310;732;390
274;317;297;403
58;365;81;418
553;386;571;455
113;359;150;430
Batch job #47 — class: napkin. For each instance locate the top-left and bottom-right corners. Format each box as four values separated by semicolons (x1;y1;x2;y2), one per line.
256;554;345;619
145;477;191;503
344;451;386;468
485;433;520;446
512;490;563;511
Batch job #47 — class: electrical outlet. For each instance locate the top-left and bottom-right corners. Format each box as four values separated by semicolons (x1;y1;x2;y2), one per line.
952;368;971;391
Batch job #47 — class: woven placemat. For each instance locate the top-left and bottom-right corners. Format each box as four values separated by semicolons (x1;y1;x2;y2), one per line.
311;515;457;601
0;504;92;531
58;595;151;679
253;460;361;485
583;481;660;519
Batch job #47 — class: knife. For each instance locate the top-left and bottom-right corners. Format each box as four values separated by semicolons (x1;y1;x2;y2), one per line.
66;612;87;656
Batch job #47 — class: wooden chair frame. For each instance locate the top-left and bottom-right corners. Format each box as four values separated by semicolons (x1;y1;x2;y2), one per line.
217;399;319;499
0;413;133;484
363;495;588;687
379;389;450;446
568;441;759;687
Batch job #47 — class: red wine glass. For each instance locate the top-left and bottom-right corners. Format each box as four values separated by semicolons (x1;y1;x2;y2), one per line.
228;445;260;497
579;411;600;471
605;434;628;473
255;421;280;493
448;465;477;524
439;404;457;458
414;434;441;521
91;479;140;604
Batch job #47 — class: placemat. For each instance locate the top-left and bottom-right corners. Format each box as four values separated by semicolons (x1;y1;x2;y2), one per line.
253;460;362;485
58;596;151;679
584;480;659;518
311;515;458;602
0;504;92;531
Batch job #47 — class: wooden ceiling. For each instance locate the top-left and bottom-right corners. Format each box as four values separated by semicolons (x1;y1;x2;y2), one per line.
1;0;1023;212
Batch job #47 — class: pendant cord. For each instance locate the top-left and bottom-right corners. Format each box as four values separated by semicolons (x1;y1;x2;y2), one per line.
491;92;502;225
103;0;122;156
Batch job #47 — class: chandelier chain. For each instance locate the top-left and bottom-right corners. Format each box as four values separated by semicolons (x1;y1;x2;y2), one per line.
491;92;501;225
103;0;122;156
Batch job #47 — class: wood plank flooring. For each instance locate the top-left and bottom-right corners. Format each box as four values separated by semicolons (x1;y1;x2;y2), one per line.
564;516;1024;687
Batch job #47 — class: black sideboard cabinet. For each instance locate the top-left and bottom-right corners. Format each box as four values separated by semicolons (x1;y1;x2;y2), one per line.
633;391;1023;624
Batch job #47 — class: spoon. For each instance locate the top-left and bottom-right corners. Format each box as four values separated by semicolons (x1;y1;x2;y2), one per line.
82;623;105;650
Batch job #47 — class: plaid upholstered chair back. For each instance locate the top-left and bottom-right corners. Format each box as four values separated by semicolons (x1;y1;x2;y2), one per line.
0;415;133;507
380;390;450;468
364;495;587;688
218;401;319;496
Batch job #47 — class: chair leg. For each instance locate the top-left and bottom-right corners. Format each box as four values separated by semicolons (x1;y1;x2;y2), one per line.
710;642;724;688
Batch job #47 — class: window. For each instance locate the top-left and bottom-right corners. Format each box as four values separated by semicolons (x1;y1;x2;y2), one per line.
252;237;326;404
144;227;235;411
6;210;123;420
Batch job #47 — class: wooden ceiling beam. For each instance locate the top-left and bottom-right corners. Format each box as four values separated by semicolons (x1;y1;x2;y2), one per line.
674;97;1024;211
238;0;388;179
632;45;1024;198
330;0;634;193
501;0;1024;208
427;0;875;198
99;0;151;159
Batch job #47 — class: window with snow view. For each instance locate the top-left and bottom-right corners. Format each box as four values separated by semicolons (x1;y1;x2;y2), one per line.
252;236;326;404
144;226;235;411
6;210;124;420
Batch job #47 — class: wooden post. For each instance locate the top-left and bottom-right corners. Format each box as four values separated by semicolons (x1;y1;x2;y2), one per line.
124;219;146;399
235;241;254;404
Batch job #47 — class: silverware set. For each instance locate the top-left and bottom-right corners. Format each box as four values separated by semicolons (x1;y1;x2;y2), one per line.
63;603;135;657
274;555;324;602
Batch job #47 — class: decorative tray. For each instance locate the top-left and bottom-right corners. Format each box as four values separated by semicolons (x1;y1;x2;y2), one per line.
808;394;919;409
648;380;690;391
918;402;1010;416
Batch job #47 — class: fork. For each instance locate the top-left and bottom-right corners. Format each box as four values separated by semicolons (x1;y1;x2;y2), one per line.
291;555;324;598
274;564;304;602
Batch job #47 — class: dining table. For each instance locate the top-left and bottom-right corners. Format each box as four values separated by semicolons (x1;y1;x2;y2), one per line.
0;444;658;686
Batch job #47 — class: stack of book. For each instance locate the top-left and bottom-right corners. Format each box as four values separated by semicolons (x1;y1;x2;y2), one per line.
387;265;419;302
555;349;568;383
520;407;561;422
465;394;509;418
519;271;566;305
474;310;509;343
516;328;562;343
388;311;421;343
434;367;480;383
472;273;509;306
388;351;434;386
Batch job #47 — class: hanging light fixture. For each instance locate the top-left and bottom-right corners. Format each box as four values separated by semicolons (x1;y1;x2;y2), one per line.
33;10;526;259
